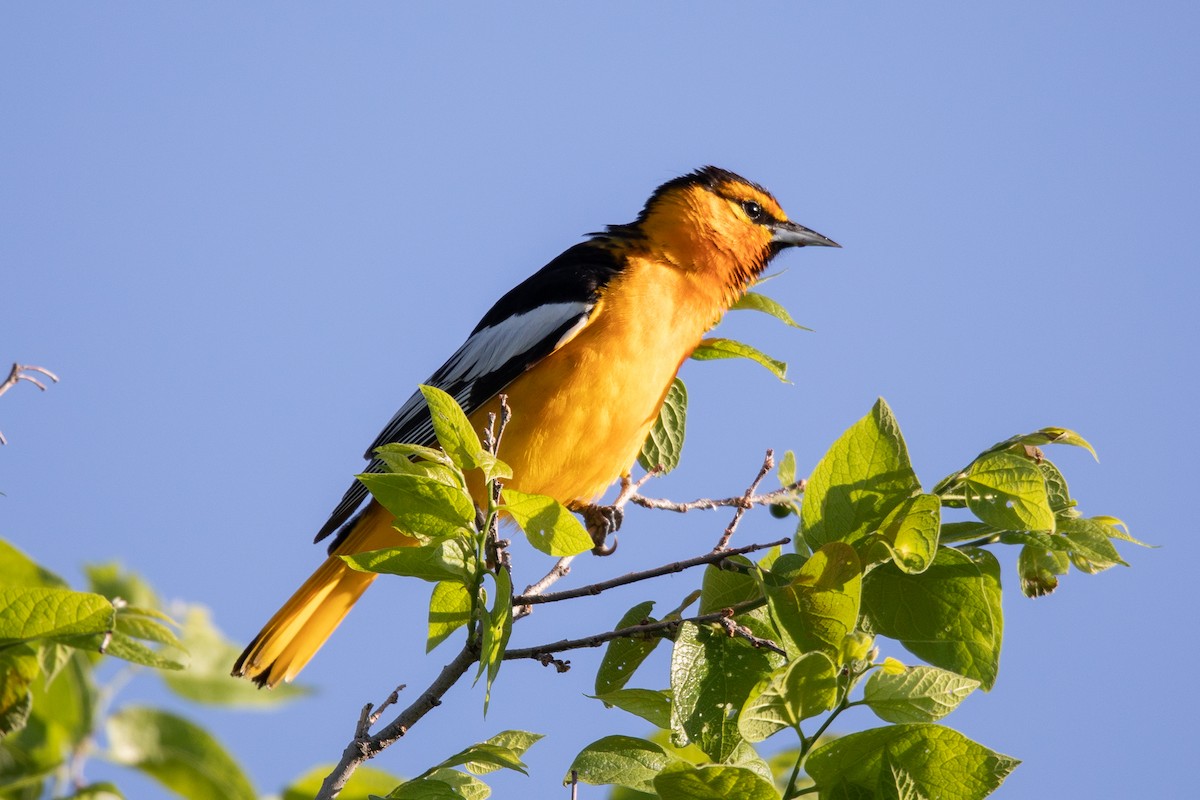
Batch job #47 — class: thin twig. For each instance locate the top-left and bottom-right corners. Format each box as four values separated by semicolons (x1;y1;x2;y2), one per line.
317;645;478;800
714;449;776;551
513;537;788;607
718;616;787;655
503;598;767;662
513;557;575;620
630;480;804;515
0;363;60;445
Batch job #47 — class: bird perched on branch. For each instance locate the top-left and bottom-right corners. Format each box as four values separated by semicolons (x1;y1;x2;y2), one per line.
233;166;838;687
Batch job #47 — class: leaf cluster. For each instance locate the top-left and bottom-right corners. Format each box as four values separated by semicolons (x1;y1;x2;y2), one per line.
563;398;1144;799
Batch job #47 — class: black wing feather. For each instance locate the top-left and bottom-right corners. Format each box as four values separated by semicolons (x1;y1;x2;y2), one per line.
314;241;623;546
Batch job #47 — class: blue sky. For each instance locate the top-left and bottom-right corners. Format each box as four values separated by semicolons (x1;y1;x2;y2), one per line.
2;3;1197;798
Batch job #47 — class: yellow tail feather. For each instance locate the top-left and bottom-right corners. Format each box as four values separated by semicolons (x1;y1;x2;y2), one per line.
232;502;416;688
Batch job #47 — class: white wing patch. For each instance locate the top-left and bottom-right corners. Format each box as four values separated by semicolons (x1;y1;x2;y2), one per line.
439;301;591;386
361;300;593;458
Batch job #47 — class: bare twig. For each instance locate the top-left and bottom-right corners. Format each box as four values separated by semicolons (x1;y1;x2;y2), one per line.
718;616;787;655
0;363;60;445
714;449;776;551
317;645;478;800
503;598;766;662
629;480;805;515
513;537;788;607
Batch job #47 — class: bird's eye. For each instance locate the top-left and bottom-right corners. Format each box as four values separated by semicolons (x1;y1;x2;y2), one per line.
741;200;764;221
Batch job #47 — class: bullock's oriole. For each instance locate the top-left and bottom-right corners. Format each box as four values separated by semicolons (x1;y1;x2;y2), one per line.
232;166;838;687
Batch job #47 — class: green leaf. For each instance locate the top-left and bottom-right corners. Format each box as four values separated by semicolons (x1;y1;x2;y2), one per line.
501;488;593;556
343;539;474;584
427;580;473;652
699;558;761;614
384;778;461;799
731;290;810;330
1;649;93;787
0;644;38;736
590;688;673;730
374;446;468;490
978;426;1098;461
1017;545;1070;598
690;337;788;382
416;769;490;800
465;730;542;774
60;629;184;671
358;473;477;540
105;706;256;800
1059;517;1128;573
1039;460;1074;514
419;384;486;471
806;723;1018;800
777;450;797;487
738;651;838;742
114;610;182;650
477;569;513;712
863;493;940;574
669;622;780;762
422;740;528;777
0;587;114;645
638;378;687;474
863;665;980;723
0;539;66;588
801;399;921;549
567;735;677;794
653;763;781;800
862;548;1003;690
963;452;1055;533
162;605;310;706
765;543;862;658
282;764;403;800
595;601;662;694
1092;515;1154;548
936;521;994;545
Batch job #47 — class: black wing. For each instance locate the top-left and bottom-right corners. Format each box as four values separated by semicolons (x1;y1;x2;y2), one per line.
314;241;624;545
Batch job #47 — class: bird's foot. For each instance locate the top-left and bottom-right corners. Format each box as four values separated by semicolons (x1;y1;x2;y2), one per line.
571;502;624;556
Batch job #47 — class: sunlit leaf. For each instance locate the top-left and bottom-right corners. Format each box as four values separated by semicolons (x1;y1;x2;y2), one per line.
738;651;838;742
806;723;1018;800
567;736;677;795
765;543;861;658
501;488;593;556
863;665;980;723
690;337;787;382
862;548;1003;690
595;601;661;695
802;399;920;549
638;378;687;474
427;580;473;652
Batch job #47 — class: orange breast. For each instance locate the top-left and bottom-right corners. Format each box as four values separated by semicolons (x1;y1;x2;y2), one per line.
467;254;730;504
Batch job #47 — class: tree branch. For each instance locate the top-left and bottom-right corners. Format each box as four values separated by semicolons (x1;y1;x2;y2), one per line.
629;479;804;516
316;644;478;800
503;598;767;662
513;537;788;607
714;449;775;550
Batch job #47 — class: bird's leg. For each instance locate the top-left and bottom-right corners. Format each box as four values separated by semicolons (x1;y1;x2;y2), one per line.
570;501;624;556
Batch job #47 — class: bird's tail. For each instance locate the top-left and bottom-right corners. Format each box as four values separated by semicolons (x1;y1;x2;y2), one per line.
232;502;415;688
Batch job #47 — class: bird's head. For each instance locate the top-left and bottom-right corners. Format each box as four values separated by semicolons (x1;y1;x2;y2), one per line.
624;166;839;284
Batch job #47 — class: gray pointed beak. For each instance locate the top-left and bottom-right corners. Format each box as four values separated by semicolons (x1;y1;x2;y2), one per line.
771;220;840;249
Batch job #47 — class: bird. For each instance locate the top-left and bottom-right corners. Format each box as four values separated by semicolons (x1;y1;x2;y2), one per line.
232;166;839;688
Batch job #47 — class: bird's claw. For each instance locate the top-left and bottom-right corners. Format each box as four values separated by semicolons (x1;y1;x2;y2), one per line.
573;503;623;556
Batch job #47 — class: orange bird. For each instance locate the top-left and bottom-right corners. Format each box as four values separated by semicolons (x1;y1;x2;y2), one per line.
233;167;838;687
